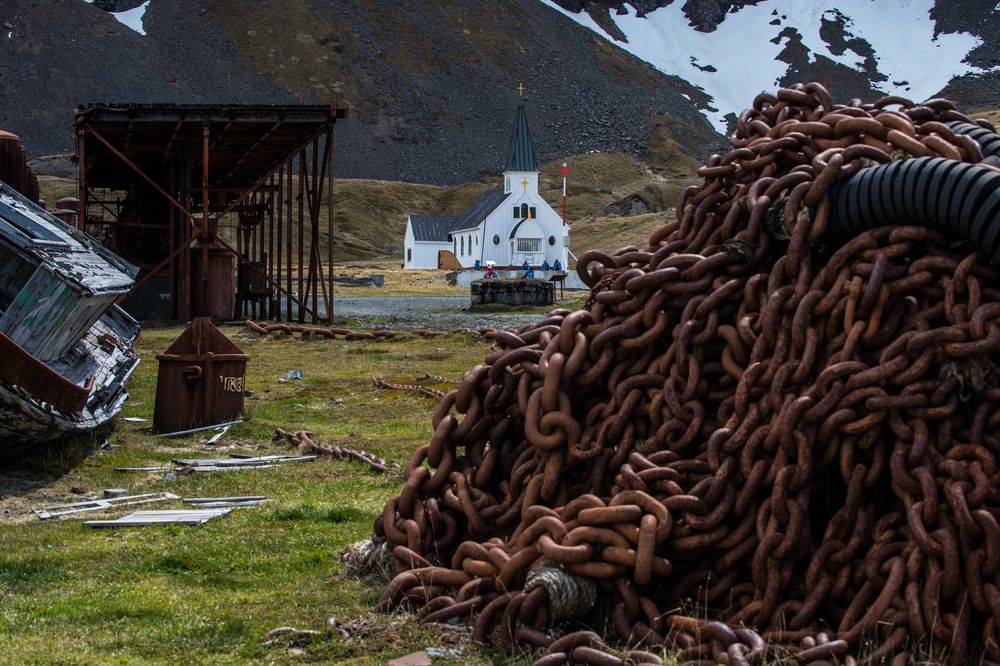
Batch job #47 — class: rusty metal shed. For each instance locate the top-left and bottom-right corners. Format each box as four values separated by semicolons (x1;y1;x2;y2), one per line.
74;102;349;323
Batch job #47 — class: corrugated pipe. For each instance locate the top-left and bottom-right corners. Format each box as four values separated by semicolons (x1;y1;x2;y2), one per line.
825;122;1000;258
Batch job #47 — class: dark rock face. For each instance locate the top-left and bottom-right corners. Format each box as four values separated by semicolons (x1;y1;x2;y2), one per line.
91;0;146;11
0;0;720;186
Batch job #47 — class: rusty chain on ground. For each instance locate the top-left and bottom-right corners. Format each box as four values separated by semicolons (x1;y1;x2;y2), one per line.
361;84;1000;665
244;319;475;340
273;427;399;474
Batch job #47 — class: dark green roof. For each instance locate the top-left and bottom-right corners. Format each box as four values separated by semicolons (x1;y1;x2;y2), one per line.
504;103;539;173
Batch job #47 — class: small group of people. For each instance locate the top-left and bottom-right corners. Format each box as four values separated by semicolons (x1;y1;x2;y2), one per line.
481;259;563;279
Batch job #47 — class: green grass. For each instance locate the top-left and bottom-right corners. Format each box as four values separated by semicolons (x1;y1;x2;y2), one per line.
0;326;496;665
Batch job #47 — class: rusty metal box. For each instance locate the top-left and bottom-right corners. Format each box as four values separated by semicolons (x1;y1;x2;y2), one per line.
153;317;248;433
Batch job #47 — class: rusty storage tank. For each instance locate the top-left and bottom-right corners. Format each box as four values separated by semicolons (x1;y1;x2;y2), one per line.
190;241;235;321
56;196;79;211
0;131;26;195
153;317;248;433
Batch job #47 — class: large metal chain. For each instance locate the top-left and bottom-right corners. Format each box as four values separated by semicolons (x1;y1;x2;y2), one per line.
370;84;1000;665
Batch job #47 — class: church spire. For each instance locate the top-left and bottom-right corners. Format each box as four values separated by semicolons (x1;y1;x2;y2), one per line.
504;102;539;173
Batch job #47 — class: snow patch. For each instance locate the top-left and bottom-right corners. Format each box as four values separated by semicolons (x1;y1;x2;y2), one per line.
539;0;992;132
112;1;149;35
80;0;149;36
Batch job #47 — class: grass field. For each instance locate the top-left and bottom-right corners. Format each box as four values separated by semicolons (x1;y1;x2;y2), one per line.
0;326;504;665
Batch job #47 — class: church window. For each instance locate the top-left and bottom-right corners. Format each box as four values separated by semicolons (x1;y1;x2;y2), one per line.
517;238;541;253
530;207;536;219
513;206;519;218
453;238;457;254
407;248;412;261
505;176;510;192
492;234;500;245
520;203;528;218
548;235;555;246
461;236;465;255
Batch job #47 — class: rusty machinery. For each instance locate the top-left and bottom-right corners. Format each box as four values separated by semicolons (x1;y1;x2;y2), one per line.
364;86;1000;665
0;130;40;203
73;103;348;324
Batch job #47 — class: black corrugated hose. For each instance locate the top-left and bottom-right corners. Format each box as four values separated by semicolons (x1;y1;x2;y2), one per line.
825;122;1000;261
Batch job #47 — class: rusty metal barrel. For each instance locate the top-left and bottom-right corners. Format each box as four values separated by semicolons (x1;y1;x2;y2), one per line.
153;317;248;433
190;241;236;322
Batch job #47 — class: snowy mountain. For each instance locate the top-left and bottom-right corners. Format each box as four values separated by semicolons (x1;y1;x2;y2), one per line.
543;0;1000;131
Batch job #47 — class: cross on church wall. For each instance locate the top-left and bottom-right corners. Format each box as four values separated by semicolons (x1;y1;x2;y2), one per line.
521;177;528;193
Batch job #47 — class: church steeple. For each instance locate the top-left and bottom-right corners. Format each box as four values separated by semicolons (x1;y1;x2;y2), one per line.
504;103;539;173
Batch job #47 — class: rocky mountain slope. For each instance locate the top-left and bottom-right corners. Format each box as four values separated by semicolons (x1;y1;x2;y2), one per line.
0;0;716;185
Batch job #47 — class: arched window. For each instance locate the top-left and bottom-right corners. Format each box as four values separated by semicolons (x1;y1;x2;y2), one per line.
521;203;528;218
407;248;412;262
460;236;465;255
453;238;457;254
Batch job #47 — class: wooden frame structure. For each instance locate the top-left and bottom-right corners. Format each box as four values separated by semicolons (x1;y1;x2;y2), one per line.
74;103;348;323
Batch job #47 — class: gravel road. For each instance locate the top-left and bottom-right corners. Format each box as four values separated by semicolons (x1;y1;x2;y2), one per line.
331;296;546;331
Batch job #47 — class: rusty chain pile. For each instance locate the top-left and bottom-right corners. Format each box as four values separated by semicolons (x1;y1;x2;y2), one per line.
272;427;399;474
368;84;1000;665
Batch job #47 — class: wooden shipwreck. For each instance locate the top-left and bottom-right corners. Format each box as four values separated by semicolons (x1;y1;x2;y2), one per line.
0;180;140;442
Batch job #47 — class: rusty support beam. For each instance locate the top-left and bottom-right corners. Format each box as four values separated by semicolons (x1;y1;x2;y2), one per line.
84;124;195;224
327;124;334;321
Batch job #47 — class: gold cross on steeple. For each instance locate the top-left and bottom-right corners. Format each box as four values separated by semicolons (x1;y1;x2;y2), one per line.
522;177;528;193
516;82;525;97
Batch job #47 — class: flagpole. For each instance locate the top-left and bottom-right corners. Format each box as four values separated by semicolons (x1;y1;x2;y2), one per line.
560;161;569;226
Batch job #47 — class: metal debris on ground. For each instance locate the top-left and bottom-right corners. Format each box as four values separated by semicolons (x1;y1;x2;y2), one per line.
273;428;399;474
156;419;244;439
173;454;316;473
114;466;171;473
183;496;268;508
368;85;1000;665
84;508;231;528
204;424;230;445
121;417;147;423
281;369;304;381
32;492;179;520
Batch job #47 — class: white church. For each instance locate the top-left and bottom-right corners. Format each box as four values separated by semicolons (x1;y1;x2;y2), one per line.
403;101;569;270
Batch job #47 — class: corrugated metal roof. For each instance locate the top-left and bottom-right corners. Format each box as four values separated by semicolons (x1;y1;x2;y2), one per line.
504;104;539;173
448;188;508;233
409;215;458;242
